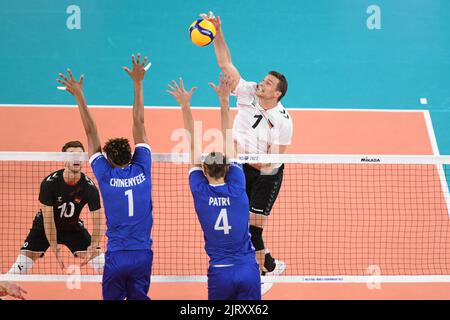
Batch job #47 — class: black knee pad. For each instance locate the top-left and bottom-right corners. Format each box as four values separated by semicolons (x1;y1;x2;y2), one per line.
249;225;265;251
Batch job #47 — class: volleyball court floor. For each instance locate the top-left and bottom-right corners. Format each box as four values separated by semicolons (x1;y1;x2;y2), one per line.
0;105;449;299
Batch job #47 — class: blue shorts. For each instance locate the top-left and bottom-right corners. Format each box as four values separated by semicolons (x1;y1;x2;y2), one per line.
102;250;153;300
208;262;261;300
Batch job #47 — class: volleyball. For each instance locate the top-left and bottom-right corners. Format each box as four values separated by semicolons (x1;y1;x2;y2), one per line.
189;19;216;46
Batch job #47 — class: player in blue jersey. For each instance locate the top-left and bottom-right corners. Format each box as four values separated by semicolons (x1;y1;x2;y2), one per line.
57;53;153;300
167;75;261;300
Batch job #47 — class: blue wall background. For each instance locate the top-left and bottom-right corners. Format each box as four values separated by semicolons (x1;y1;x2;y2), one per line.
1;0;449;151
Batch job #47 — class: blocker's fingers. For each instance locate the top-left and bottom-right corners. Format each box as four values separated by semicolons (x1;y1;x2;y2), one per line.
179;77;185;90
142;56;148;67
58;73;69;82
123;66;131;74
189;86;198;94
136;53;141;65
144;62;152;71
67;68;74;80
131;54;136;65
56;78;67;85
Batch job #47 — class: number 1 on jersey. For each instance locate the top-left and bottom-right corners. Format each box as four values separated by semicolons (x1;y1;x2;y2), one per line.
215;208;232;234
125;189;134;217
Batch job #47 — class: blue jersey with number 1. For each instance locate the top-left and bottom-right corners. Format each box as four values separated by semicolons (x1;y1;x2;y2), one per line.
189;163;256;266
90;144;153;252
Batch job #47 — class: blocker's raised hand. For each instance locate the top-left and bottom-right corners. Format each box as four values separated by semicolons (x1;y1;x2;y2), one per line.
123;53;151;83
167;78;197;108
56;69;84;98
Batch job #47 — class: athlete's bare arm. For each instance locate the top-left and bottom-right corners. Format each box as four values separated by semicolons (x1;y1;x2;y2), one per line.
42;204;64;269
57;70;101;157
123;53;149;145
203;15;241;91
167;78;200;169
209;73;236;158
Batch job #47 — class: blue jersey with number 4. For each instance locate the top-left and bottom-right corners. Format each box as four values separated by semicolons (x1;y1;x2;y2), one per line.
189;164;256;266
90;144;153;252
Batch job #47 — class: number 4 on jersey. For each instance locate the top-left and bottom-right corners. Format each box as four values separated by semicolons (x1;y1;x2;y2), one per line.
214;208;232;234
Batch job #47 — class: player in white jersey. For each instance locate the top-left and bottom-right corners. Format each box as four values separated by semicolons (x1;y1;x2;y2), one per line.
202;12;293;295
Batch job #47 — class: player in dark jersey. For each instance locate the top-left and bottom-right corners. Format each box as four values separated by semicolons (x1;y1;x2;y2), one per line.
57;54;153;300
7;141;104;275
167;74;261;300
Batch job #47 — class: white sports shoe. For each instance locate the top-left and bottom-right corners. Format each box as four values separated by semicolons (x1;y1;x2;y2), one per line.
261;282;273;295
261;260;286;295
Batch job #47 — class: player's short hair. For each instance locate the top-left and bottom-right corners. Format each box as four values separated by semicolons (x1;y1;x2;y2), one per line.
62;140;85;152
103;138;132;166
269;71;288;101
203;152;229;179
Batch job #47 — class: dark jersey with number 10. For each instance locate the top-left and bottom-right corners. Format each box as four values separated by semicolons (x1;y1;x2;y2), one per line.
36;169;101;231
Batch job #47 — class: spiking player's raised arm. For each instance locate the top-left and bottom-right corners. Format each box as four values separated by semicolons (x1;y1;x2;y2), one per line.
201;13;240;92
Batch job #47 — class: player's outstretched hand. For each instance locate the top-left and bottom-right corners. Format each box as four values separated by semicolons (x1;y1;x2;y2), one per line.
0;282;27;300
123;53;151;83
167;78;197;108
200;11;221;31
56;69;84;98
209;73;233;100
